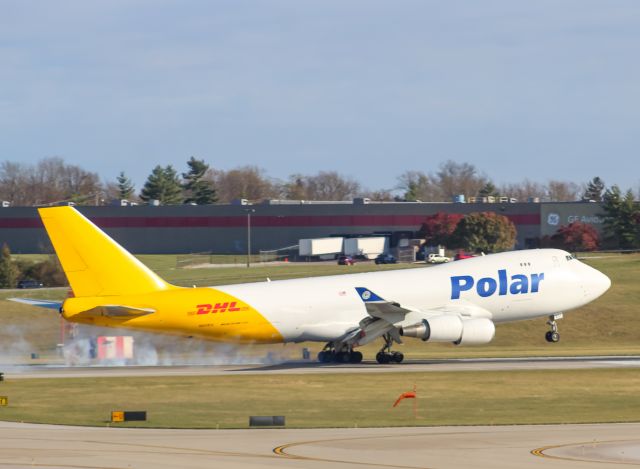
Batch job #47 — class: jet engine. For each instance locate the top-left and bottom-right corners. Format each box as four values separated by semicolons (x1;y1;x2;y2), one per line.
400;316;495;345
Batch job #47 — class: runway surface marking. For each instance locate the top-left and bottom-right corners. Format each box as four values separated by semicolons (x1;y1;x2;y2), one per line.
273;434;433;469
272;429;506;469
532;438;640;466
0;433;284;466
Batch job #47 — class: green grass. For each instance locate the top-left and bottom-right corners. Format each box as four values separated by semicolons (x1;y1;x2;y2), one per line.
2;254;639;361
1;369;639;428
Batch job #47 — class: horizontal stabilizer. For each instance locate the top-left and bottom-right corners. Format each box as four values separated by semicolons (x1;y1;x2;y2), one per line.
8;298;62;310
74;305;156;319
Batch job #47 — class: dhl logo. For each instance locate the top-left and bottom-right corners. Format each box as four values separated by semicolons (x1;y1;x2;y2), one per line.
188;301;249;316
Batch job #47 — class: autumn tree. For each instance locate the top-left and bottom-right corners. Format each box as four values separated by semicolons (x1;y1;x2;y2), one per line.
601;185;638;248
453;212;517;253
139;165;183;205
182;157;217;205
418;212;464;247
551;222;600;252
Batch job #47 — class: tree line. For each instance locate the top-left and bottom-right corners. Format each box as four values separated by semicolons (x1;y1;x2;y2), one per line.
0;157;636;206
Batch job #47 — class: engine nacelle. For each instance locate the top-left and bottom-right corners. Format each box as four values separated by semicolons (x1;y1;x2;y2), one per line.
400;316;495;345
454;318;495;345
400;315;463;342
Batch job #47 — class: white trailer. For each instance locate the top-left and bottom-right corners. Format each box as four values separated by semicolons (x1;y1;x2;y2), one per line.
344;237;387;260
299;237;344;257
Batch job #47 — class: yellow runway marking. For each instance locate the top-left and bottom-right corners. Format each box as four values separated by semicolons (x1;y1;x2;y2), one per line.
531;439;640;466
274;434;438;468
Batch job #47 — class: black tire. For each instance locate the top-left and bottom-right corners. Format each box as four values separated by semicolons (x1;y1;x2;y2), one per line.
545;331;553;343
392;352;404;363
349;351;363;364
335;352;350;363
318;351;333;363
550;331;560;343
376;352;389;364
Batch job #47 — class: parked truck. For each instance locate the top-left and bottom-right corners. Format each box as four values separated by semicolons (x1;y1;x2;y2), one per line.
299;237;344;257
344;237;387;260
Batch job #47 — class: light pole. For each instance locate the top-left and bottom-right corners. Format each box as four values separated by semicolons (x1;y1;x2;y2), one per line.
245;208;255;268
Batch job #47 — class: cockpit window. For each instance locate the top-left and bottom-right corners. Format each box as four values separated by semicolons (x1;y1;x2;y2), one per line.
565;255;576;261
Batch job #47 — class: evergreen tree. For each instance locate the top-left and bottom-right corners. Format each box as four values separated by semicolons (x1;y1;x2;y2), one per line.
182;157;217;204
478;182;499;198
0;243;18;288
139;165;183;205
583;177;605;202
116;171;135;200
601;185;638;249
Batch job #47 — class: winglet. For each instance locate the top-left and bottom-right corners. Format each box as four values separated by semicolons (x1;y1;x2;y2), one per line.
355;287;386;303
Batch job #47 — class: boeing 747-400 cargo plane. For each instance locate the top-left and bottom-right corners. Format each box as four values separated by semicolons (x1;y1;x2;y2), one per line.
11;207;611;364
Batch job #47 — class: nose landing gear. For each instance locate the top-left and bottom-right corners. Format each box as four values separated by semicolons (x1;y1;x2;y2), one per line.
545;313;563;343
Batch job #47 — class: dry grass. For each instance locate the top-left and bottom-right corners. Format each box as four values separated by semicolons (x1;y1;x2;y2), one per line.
1;369;639;428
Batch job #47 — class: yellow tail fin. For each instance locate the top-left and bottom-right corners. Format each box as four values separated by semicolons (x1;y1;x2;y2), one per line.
39;207;173;297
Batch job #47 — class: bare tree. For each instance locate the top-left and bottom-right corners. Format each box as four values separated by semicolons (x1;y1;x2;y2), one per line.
434;160;489;201
0;162;30;205
546;180;580;202
214;166;279;202
500;179;547;202
282;171;361;201
0;157;102;206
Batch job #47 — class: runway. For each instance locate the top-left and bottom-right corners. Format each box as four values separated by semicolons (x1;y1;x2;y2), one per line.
3;355;640;379
0;421;639;468
2;356;639;467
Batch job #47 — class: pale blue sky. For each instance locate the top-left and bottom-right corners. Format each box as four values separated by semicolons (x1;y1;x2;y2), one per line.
1;0;639;192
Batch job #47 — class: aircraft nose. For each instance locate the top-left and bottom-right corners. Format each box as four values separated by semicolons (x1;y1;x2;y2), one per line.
585;266;611;299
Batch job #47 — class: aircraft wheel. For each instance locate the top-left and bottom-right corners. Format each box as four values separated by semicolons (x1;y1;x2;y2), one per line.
376;352;389;364
335;352;350;363
545;331;553;342
550;331;560;343
317;351;327;362
392;352;404;363
349;351;363;364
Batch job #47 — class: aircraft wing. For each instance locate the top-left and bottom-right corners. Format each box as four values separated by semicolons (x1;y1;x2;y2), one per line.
8;298;62;310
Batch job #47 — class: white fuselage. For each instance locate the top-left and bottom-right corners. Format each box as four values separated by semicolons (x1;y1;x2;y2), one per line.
217;249;611;343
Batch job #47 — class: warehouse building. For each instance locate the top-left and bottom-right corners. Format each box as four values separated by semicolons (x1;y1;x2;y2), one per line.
0;199;604;254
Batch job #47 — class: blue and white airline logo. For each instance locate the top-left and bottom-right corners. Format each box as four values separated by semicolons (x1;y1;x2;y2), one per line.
451;269;544;300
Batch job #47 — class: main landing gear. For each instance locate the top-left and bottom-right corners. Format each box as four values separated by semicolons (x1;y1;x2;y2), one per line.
375;333;404;364
317;345;363;364
545;313;563;343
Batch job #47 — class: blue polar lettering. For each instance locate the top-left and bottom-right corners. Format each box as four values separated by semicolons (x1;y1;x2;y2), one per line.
450;270;545;299
477;277;497;297
450;275;474;299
